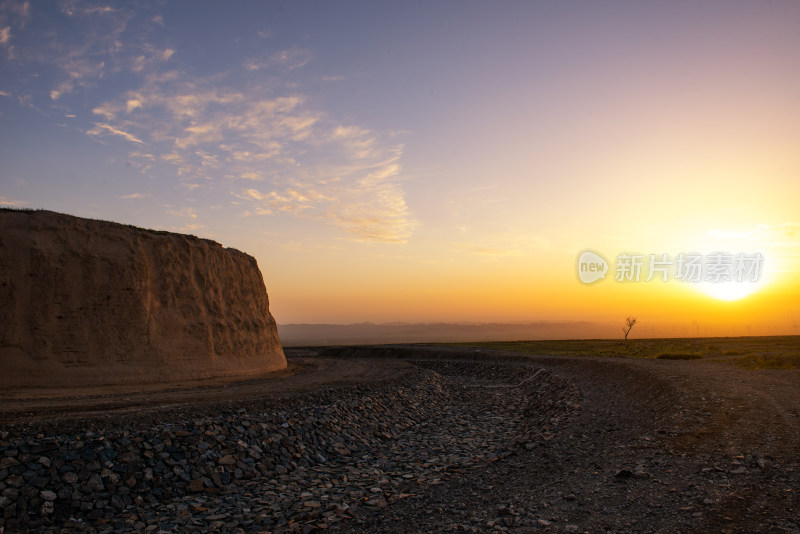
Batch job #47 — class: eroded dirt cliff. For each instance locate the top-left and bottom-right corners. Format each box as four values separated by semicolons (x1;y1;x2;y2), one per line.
0;209;285;388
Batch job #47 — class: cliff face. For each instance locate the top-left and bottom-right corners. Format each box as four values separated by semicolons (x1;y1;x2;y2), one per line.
0;209;286;388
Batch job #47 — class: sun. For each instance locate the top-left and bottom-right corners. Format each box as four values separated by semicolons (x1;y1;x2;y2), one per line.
692;253;771;302
695;280;763;301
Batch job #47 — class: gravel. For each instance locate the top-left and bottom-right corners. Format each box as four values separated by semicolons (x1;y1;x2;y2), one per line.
1;350;798;534
0;360;577;533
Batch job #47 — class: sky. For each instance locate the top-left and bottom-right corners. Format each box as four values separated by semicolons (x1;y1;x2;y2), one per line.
1;1;799;337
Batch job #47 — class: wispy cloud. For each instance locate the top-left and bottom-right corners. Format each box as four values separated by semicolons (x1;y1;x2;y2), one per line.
241;185;330;215
1;1;171;102
2;0;30;23
50;58;105;100
175;222;203;233
130;46;174;74
119;192;147;200
86;122;144;144
0;1;25;58
167;207;198;219
2;2;417;243
0;195;27;207
244;47;311;72
90;67;416;242
80;5;116;16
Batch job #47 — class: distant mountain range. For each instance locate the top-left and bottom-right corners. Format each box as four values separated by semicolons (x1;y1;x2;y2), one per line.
277;321;614;346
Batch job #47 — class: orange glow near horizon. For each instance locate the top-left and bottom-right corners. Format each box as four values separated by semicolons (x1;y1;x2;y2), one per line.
2;3;799;337
266;237;800;337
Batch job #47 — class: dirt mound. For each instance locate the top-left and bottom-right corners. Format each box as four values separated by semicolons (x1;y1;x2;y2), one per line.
0;209;285;389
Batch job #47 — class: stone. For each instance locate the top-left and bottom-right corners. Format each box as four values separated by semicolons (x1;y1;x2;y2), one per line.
41;500;55;515
87;473;104;491
0;359;587;533
0;457;20;470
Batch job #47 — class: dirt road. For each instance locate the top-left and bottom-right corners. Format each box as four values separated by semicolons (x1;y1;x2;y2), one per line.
322;347;800;533
1;345;798;533
0;350;414;430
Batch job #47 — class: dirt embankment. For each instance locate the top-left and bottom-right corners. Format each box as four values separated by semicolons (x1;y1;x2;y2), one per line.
0;209;285;390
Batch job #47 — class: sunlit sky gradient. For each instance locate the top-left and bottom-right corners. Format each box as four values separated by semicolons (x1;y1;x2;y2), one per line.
2;1;799;336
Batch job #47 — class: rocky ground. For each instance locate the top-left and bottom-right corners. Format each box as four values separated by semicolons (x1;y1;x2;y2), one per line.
1;347;798;533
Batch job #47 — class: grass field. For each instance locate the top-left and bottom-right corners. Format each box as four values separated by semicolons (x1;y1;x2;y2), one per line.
439;336;800;370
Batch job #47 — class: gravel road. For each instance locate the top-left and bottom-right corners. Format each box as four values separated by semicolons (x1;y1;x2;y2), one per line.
0;346;797;533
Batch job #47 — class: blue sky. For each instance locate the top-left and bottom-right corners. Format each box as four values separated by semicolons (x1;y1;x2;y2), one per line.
2;1;799;328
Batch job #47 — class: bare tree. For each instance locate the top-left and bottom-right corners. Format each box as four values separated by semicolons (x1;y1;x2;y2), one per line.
622;316;638;341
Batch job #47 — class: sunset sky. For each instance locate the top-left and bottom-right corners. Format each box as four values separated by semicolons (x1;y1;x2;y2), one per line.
1;1;799;336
